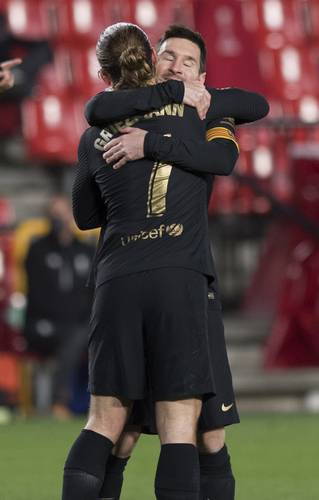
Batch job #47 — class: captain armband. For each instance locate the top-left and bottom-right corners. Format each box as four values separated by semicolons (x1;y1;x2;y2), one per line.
206;126;240;152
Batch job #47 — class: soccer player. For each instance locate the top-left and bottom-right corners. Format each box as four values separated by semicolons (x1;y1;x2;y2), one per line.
0;58;21;92
85;25;269;500
64;23;239;500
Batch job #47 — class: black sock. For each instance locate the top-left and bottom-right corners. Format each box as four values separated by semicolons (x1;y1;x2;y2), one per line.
99;455;130;500
199;445;235;500
155;443;200;500
62;429;114;500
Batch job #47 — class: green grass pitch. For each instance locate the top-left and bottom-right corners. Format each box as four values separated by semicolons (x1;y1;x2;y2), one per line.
0;413;318;499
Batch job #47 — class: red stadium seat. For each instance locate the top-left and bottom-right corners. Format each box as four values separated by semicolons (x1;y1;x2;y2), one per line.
222;123;292;215
36;46;74;95
0;0;8;13
66;45;106;97
194;0;265;91
290;158;319;222
52;0;131;44
297;0;319;42
253;0;304;46
208;126;277;216
36;44;105;99
0;198;15;228
261;44;319;118
5;0;54;39
264;230;319;368
208;177;237;215
129;0;194;45
226;127;274;214
238;1;319;119
241;0;318;49
270;134;292;202
21;94;87;164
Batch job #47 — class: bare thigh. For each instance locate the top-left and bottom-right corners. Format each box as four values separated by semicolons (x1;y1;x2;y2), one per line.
156;398;202;445
85;395;132;443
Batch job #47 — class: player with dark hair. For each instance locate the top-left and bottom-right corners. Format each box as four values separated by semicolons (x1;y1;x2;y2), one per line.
157;24;207;74
63;22;240;500
85;24;269;500
86;24;268;129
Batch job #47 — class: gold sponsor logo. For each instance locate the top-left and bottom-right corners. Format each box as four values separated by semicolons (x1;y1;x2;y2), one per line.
221;403;234;412
121;223;184;247
166;224;184;237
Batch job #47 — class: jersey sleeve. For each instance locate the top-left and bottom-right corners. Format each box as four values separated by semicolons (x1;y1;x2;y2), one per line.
84;80;184;126
207;88;269;124
72;130;105;230
144;118;239;176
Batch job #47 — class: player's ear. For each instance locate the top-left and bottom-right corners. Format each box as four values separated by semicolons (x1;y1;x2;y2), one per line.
151;47;158;66
98;69;112;87
199;72;206;84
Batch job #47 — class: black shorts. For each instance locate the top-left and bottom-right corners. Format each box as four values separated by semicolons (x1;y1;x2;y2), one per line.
198;290;240;431
128;287;240;432
88;268;215;401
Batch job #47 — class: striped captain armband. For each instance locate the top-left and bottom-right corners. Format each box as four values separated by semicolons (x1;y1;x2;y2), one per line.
206;126;239;152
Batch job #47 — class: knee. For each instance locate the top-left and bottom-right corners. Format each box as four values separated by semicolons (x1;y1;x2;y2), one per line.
156;398;202;445
85;396;131;443
113;428;141;458
198;427;226;454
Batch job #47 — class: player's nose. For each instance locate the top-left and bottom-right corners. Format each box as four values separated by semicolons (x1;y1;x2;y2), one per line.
170;59;183;75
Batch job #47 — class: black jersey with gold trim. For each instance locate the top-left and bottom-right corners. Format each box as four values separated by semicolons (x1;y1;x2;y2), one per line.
85;80;269;127
73;105;238;286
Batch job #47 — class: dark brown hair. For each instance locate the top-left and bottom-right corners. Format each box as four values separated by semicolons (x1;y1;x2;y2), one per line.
96;22;154;89
157;24;206;73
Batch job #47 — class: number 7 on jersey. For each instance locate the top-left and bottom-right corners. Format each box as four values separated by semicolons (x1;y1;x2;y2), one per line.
147;134;172;218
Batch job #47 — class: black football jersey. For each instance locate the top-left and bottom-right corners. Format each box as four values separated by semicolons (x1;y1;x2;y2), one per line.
73;103;238;286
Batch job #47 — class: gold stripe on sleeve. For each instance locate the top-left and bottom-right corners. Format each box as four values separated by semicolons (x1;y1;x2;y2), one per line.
206;127;239;152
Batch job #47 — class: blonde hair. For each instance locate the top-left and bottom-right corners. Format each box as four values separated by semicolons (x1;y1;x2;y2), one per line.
96;22;154;89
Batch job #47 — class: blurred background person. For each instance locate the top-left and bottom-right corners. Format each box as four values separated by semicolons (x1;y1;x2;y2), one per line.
23;194;94;419
0;11;52;159
0;57;22;92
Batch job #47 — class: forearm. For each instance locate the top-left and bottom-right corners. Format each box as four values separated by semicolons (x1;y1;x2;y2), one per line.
72;168;104;230
72;134;105;230
144;133;239;175
208;88;269;124
85;80;184;125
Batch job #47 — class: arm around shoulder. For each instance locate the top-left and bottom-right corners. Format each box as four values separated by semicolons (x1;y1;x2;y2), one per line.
84;80;184;126
208;87;269;124
144;124;239;176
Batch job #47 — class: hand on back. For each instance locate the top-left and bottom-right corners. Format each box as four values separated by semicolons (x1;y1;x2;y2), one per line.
103;127;147;170
182;81;211;120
